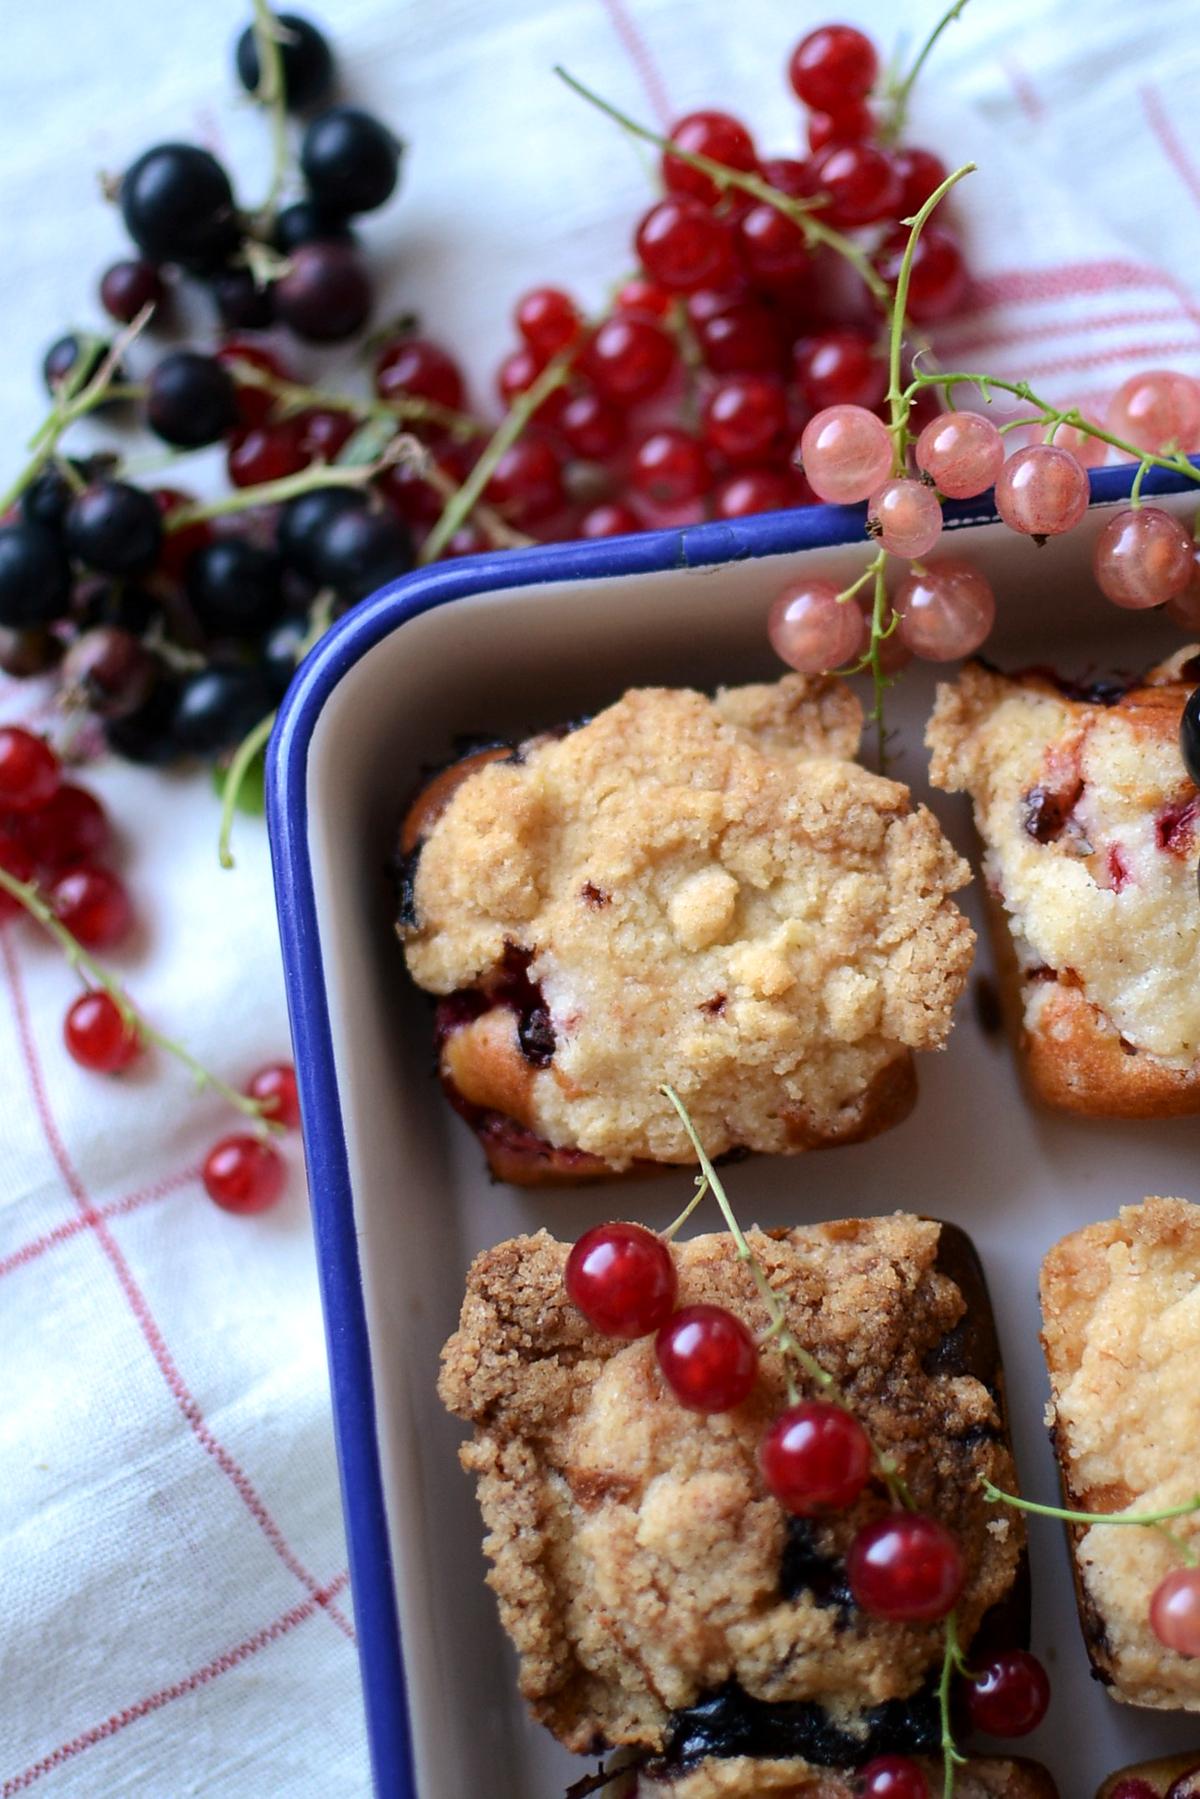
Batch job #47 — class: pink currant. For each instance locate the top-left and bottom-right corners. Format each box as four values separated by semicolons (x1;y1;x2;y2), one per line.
769;578;866;672
895;559;995;660
1107;370;1200;455
994;443;1090;537
915;410;1004;499
1093;506;1194;608
869;479;943;558
1150;1566;1200;1656
797;405;893;504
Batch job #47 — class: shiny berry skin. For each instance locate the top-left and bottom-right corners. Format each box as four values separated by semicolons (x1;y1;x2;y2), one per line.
48;865;133;951
586;316;677;406
213;338;291;428
209;267;276;330
662;110;757;207
579;501;642;538
485;437;565;525
788;24;878;110
809;142;900;227
963;1650;1051;1736
66;482;163;578
61;627;159;720
859;1758;929;1799
874;224;968;323
794;329;885;411
20;464;78;534
870;478;943;558
1093;505;1194;608
1181;686;1200;786
300;106;402;215
631;428;709;507
173;664;276;756
0;728;60;814
1151;1566;1200;1656
63;991;140;1073
0;522;71;627
203;1135;286;1215
294;406;357;464
312;507;415;602
703;375;788;464
895;559;995;661
797;404;893;504
515;287;581;357
227;420;309;489
891;146;949;215
636;197;732;293
1106;1785;1157;1799
769;577;866;672
615;276;672;318
655;1304;758;1412
0;831;36;920
21;784;109;873
713;467;795;518
375;338;465;412
119;143;238;269
1050;415;1108;469
235;12;335;110
994;443;1090;537
147;350;239;448
496;345;544;410
808;99;874;151
272;198;354;254
246;1061;301;1128
847;1511;964;1622
99;258;165;324
759;1400;872;1514
915;410;1004;498
736;203;812;289
278;487;367;577
151;488;214;583
695;299;784;375
43;334;110;398
564;1221;677;1338
274;242;372;342
560;389;626;462
1107;370;1200;455
186;540;284;638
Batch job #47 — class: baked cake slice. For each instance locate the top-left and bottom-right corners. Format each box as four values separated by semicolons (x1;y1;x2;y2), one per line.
1041;1197;1200;1709
927;649;1200;1116
438;1214;1026;1765
616;1755;1057;1796
1097;1755;1200;1797
399;675;974;1183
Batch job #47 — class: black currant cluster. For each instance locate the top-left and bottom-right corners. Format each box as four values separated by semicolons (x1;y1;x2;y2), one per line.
0;11;415;767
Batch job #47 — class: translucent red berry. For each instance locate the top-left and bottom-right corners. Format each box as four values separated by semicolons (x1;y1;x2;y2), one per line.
847;1512;964;1622
797;405;893;504
808;99;874;152
1107;1783;1158;1799
662;110;757;207
759;1401;872;1514
64;991;140;1073
631;428;710;506
1093;505;1194;608
227;421;308;489
584;315;677;405
294;406;357;463
736;204;812;289
203;1134;286;1214
374;338;465;412
484;436;565;525
860;1757;929;1799
869;478;943;558
915;410;1004;499
964;1650;1051;1736
565;1221;678;1338
636;197;733;294
246;1061;300;1129
152;487;214;581
1107;370;1200;455
874;224;968;323
19;783;109;873
0;727;60;813
695;298;784;375
808;142;900;228
891;146;949;215
1151;1566;1200;1656
713;468;795;518
794;329;885;412
702;375;788;464
994;443;1090;537
614;276;672;318
579;501;642;538
559;388;626;462
47;865;133;950
895;559;995;661
514;287;581;358
788;25;879;111
655;1304;758;1412
769;578;866;672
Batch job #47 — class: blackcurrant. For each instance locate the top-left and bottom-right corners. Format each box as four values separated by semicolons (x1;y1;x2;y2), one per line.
1182;685;1200;787
72;578;160;636
20;465;77;534
173;663;276;755
99;259;166;325
60;627;160;719
185;539;284;637
0;627;63;678
262;614;308;699
277;486;367;577
272;198;354;253
119;143;239;270
65;482;163;578
147;351;240;448
311;506;413;602
235;12;335;111
42;333;108;398
208;267;277;330
272;242;371;341
104;675;182;765
0;522;72;627
300;106;403;215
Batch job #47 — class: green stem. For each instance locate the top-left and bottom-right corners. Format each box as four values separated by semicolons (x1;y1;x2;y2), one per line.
1130;457;1151;509
867;558;891;769
420;351;574;564
218;710;277;871
885;163;977;472
662;1175;711;1243
659;1083;914;1502
165;448;412;530
982;1479;1200;1536
222;358;488;443
250;0;291;223
0;865;276;1129
884;0;973;144
939;1610;967;1798
555;67;888;303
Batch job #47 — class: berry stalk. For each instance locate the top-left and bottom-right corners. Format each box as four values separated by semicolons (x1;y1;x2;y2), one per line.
164;436;419;528
218;708;276;870
884;163;976;472
882;0;973;144
938;1609;968;1798
248;0;291;223
981;1479;1200;1560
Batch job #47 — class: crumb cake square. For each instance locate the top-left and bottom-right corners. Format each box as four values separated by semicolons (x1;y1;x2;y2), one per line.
926;649;1200;1117
1041;1197;1200;1709
1097;1755;1200;1797
614;1754;1057;1797
399;675;974;1184
438;1214;1025;1767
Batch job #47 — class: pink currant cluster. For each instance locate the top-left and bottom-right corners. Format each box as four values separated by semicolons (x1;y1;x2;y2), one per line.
0;722;298;1216
563;1218;1051;1795
771;365;1200;678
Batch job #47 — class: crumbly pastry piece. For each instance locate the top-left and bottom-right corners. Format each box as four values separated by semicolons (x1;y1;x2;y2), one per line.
1097;1754;1200;1797
400;676;974;1182
1041;1197;1200;1709
926;648;1200;1117
616;1755;1057;1797
438;1214;1024;1758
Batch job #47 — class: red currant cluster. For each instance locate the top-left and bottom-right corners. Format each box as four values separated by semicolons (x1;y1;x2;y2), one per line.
563;1216;1051;1795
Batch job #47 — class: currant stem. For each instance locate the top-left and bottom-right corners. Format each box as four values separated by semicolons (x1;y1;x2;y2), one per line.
554;67;888;303
662;1174;711;1242
217;710;277;870
981;1479;1200;1539
884;0;973;144
659;1082;914;1503
250;0;291;225
165;440;419;529
222;358;488;443
885;163;976;474
939;1608;968;1799
0;865;277;1129
1130;457;1151;509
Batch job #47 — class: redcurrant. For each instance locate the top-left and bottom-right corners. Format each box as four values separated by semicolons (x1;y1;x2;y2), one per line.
759;1401;872;1514
860;1757;929;1799
579;501;642;538
47;865;133;951
794;329;885;411
0;831;36;921
614;276;672;318
662;111;757;207
703;375;788;463
0;728;60;813
808;142;899;227
559;388;626;462
788;25;879;112
484;436;564;525
203;1134;286;1214
964;1650;1051;1736
847;1512;964;1622
736;203;812;289
214;337;292;428
584;316;677;405
20;783;109;873
891;146;949;215
64;991;140;1073
246;1061;301;1129
713;467;795;518
655;1304;758;1412
636;197;733;293
515;287;581;357
375;338;465;411
630;428;710;506
227;421;308;489
564;1221;677;1338
808;99;874;152
874;225;968;323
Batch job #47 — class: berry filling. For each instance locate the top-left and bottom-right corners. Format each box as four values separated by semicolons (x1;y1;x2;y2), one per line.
1022;773;1085;845
656;1677;941;1770
1156;793;1200;855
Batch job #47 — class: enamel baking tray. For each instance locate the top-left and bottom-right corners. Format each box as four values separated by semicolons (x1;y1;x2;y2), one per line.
267;461;1200;1799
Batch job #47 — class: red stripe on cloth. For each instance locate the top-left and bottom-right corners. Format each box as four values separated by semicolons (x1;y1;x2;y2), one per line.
967;260;1180;309
1142;84;1200;216
1002;58;1045;124
1;1572;349;1797
1013;337;1200;381
0;1164;200;1281
597;0;673;127
1;937;355;1642
935;306;1189;359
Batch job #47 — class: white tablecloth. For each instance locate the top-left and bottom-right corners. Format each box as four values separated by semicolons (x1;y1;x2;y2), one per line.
3;1;1200;1792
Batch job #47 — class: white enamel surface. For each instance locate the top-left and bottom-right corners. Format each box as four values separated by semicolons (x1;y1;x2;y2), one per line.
301;493;1200;1798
